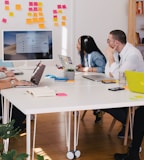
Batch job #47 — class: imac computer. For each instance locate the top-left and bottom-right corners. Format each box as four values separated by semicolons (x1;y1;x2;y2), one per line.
2;30;53;65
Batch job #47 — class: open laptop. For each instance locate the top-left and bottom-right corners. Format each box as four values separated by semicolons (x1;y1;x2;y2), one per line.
82;74;115;82
125;70;144;94
58;55;73;68
17;62;46;87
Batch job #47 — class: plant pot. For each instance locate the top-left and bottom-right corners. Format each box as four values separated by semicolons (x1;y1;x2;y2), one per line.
64;70;75;80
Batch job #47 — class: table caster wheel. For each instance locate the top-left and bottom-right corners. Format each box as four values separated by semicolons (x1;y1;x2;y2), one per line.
74;150;81;158
66;151;74;160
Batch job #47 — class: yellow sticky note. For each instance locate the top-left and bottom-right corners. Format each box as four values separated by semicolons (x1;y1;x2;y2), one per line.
27;12;32;16
39;12;43;17
53;17;58;22
135;95;144;99
15;4;21;10
39;24;45;29
62;16;66;21
26;18;33;24
33;13;38;17
54;23;59;26
33;18;38;23
5;6;10;11
67;80;74;83
38;7;42;11
39;17;44;22
61;21;66;26
38;2;43;7
9;12;14;17
58;9;63;14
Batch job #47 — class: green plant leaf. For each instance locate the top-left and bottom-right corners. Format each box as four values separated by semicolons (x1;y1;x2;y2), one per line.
1;149;16;160
37;155;44;160
16;153;28;160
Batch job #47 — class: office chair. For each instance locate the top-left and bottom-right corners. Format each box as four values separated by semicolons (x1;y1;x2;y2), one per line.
108;107;136;146
81;107;136;146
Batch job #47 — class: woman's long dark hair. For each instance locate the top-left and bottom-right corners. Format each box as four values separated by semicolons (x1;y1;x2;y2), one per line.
79;35;106;66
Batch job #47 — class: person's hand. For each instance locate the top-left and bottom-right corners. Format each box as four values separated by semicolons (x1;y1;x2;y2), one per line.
76;64;82;68
0;66;7;72
15;80;32;86
3;77;32;87
105;46;117;65
76;64;82;70
76;66;83;72
76;67;89;72
4;70;15;77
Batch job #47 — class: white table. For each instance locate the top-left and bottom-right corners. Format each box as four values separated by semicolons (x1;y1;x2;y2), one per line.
1;67;144;160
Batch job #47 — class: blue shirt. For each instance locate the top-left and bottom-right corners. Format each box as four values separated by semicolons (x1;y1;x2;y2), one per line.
81;51;106;73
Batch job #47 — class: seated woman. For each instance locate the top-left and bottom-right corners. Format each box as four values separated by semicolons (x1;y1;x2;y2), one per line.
76;35;106;122
76;35;106;73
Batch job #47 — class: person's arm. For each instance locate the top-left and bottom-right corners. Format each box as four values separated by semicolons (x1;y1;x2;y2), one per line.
4;70;15;77
0;67;14;79
90;52;106;73
104;47;120;79
0;78;32;89
0;66;7;72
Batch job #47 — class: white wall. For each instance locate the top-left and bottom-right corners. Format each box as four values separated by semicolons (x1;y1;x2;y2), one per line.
73;0;128;65
0;0;128;67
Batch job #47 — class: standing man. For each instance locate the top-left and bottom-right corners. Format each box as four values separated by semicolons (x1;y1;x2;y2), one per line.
103;30;144;138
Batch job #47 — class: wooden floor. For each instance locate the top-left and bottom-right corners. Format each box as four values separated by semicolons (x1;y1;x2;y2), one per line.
9;111;144;160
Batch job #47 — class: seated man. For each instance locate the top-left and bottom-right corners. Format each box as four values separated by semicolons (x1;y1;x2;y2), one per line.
103;30;144;138
114;106;144;160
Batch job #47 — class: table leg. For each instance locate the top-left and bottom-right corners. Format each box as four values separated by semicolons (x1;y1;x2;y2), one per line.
65;111;81;160
3;97;10;124
26;114;31;160
2;97;10;154
32;114;37;160
73;111;81;158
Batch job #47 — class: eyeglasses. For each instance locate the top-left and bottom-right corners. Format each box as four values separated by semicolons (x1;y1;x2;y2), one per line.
107;38;115;43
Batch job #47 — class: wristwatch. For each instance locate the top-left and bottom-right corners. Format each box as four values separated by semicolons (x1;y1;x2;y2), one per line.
10;80;16;87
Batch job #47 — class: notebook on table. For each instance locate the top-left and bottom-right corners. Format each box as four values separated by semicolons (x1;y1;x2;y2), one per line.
125;70;144;94
17;62;46;87
82;74;115;82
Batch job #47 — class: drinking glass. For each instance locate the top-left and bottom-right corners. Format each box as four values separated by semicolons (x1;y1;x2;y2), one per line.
119;72;126;87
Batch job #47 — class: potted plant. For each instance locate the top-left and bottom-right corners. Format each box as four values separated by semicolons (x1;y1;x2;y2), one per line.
64;64;75;80
0;120;44;160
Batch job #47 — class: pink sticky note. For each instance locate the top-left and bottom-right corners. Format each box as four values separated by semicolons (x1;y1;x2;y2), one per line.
34;2;38;6
34;7;38;11
62;5;67;9
5;0;9;5
29;2;33;6
29;8;33;11
57;5;62;9
56;93;67;96
2;18;7;23
53;10;57;14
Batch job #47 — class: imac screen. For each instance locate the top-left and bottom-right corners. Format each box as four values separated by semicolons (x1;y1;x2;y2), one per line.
2;30;53;61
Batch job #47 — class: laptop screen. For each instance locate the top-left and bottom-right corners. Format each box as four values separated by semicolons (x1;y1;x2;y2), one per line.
30;63;45;85
58;55;73;67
